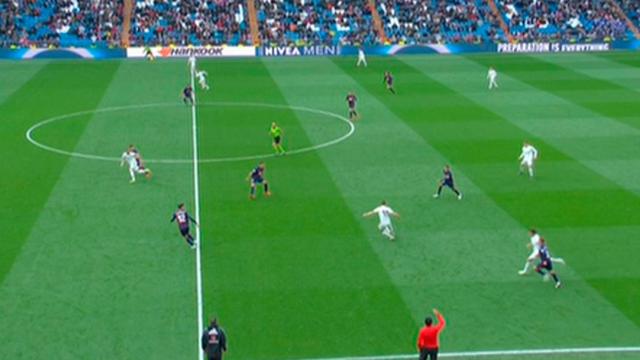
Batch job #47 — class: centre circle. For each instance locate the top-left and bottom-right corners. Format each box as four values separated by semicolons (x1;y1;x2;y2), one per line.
25;102;355;164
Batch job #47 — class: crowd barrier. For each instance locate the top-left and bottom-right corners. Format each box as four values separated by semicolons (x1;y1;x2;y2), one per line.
1;41;638;60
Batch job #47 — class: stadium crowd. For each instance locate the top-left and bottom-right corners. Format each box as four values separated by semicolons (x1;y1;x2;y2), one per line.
377;0;507;44
499;0;631;42
255;0;378;46
0;0;122;48
130;0;250;46
0;0;638;48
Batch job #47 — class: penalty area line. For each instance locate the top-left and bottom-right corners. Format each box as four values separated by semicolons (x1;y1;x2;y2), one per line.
295;346;640;360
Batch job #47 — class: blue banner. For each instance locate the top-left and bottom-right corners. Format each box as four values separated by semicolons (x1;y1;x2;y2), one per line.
0;48;125;59
257;45;341;57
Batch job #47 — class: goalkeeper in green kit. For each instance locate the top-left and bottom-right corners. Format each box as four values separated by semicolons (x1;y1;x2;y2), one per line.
270;122;285;155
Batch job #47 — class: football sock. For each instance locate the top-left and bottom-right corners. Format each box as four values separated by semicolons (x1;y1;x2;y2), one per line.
536;269;545;276
522;262;531;273
552;274;559;283
453;188;461;196
250;186;256;196
528;168;534;177
437;186;443;195
264;183;269;193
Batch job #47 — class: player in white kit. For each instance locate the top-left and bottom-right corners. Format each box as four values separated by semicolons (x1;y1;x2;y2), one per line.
519;229;565;275
363;200;400;240
356;47;367;67
120;145;152;183
188;55;196;75
196;70;210;90
487;66;498;89
519;141;538;177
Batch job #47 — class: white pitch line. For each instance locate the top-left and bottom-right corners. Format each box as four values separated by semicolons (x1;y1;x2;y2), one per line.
190;64;205;360
25;102;355;164
294;346;640;360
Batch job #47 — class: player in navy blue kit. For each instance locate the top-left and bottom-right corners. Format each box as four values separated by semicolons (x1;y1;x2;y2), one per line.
170;203;198;248
536;238;562;288
182;85;194;105
247;162;271;200
383;71;396;94
345;92;359;121
433;165;463;200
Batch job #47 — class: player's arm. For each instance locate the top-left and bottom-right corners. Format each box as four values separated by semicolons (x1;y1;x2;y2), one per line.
170;214;176;223
362;210;375;218
391;211;400;218
533;147;539;160
187;213;198;226
120;152;126;167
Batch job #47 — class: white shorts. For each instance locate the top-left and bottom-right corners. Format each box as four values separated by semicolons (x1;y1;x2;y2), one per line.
521;158;534;167
378;222;393;231
527;247;539;261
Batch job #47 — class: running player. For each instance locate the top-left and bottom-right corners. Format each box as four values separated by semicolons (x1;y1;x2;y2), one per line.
519;141;538;177
487;66;498;89
383;71;396;94
182;85;194;105
170;203;198;249
120;145;152;183
196;70;210;90
433;165;462;200
356;47;367;67
519;229;565;275
188;54;197;74
345;92;359;121
536;238;562;288
247;162;271;200
269;122;285;155
363;200;400;241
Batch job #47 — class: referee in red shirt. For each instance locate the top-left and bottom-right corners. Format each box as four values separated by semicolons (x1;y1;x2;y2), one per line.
417;309;446;360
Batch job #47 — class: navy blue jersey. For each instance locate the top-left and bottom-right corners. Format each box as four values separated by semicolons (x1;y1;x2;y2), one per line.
346;94;357;108
538;244;551;263
171;210;196;228
251;166;264;180
443;169;454;183
183;86;193;97
384;74;394;86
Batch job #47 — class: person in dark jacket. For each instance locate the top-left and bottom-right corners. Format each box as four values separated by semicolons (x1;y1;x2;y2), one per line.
201;318;227;360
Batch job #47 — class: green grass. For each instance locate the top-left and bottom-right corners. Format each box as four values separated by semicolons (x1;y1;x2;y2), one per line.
0;53;639;360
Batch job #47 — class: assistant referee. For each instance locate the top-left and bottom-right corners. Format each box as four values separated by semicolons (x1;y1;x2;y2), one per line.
417;309;446;360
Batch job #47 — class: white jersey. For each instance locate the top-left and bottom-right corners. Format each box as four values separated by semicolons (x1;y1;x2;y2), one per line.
122;151;138;169
188;55;196;73
372;205;396;225
196;71;208;83
358;49;366;59
487;68;497;80
530;233;541;251
520;144;538;162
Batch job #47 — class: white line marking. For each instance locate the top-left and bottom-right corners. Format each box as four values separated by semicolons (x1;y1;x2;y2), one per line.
25;102;355;163
295;346;640;360
191;66;205;360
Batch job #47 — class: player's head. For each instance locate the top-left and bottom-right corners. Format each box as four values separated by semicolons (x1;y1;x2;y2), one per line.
425;316;433;326
380;200;387;206
178;203;185;210
539;237;546;245
271;122;276;127
444;164;450;171
529;228;537;236
259;161;265;169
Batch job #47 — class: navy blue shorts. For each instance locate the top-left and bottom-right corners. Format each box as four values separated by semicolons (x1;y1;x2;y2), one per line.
252;177;264;185
539;260;553;271
443;180;454;188
180;226;190;236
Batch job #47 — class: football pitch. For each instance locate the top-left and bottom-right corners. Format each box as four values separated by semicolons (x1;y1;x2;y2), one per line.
1;52;639;360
